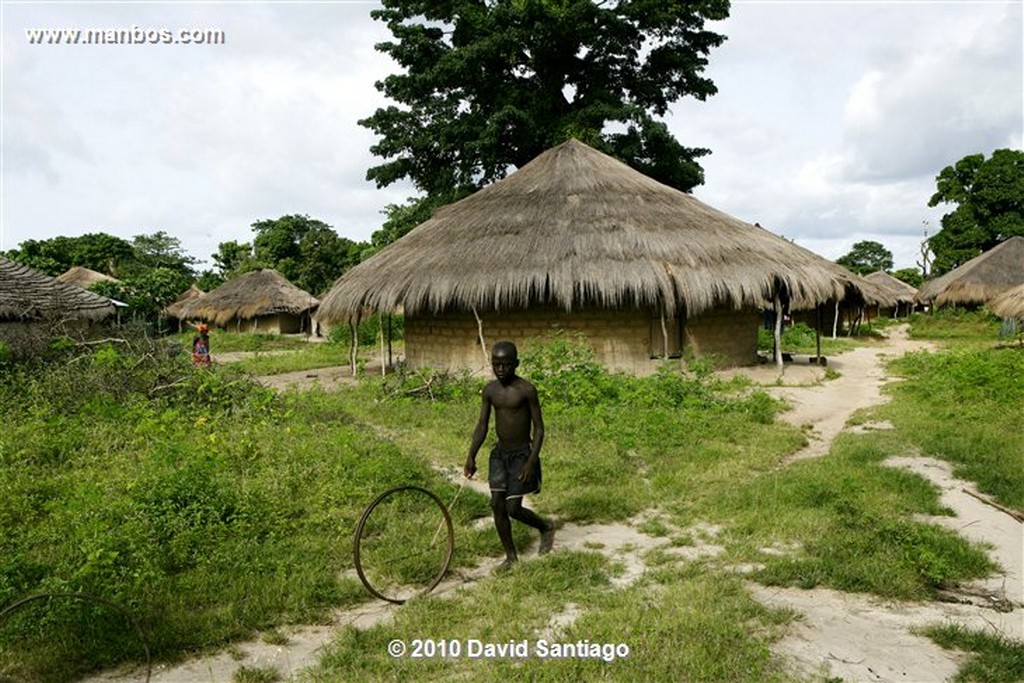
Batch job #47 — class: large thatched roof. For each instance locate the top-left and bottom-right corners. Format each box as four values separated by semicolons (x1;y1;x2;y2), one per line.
0;255;117;322
917;236;1024;307
988;282;1024;320
164;284;205;319
178;269;318;326
864;271;918;304
56;266;119;289
319;139;876;321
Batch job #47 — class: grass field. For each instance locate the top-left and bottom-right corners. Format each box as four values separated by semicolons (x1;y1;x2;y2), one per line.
1;316;1020;682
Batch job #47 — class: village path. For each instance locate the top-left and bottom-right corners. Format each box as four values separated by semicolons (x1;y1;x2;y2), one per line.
725;325;1023;682
86;326;1023;682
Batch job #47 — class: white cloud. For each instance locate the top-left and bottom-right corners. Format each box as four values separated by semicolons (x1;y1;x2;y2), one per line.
838;4;1022;182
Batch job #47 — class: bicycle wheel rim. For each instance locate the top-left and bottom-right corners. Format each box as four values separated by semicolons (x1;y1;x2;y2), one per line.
353;485;455;604
0;591;152;683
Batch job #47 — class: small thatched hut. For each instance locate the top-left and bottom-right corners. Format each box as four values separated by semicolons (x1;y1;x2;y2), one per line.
988;282;1024;321
56;266;119;289
864;271;918;318
917;236;1024;308
178;269;318;334
164;285;205;332
1;255;117;358
319;139;875;373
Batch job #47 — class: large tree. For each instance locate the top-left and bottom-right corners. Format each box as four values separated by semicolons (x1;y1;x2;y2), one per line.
250;215;363;295
361;0;729;243
125;231;197;279
210;240;258;279
927;148;1024;275
835;240;893;276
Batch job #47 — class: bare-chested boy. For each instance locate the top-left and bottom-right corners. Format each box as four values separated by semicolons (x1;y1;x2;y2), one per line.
464;341;555;569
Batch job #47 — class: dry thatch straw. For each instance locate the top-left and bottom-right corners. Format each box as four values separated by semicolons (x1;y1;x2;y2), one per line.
988;282;1024;320
177;269;318;327
320;139;871;322
917;236;1024;307
164;285;205;319
55;266;119;289
1;256;117;321
864;270;918;304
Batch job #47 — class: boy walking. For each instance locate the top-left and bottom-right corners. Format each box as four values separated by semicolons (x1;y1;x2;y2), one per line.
465;341;555;569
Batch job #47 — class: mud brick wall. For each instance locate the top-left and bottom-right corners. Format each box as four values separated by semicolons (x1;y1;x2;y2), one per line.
683;308;761;367
406;305;760;375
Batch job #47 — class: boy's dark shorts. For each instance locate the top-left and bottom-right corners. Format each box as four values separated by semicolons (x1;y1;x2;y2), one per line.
489;445;541;499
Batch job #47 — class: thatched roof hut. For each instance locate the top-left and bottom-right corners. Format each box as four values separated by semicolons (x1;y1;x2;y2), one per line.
164;284;205;320
864;271;918;304
321;140;857;321
1;256;118;358
178;269;318;334
988;282;1024;320
1;255;117;322
320;140;878;371
917;236;1024;307
56;266;119;289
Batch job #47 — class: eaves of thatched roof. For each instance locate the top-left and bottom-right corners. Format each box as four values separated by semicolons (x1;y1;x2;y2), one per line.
178;269;318;327
988;282;1024;320
917;236;1024;307
56;266;119;289
0;256;117;322
864;271;918;304
319;139;877;322
164;284;205;319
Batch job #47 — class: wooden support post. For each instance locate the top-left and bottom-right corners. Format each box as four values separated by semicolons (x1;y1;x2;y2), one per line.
773;291;783;368
471;307;488;370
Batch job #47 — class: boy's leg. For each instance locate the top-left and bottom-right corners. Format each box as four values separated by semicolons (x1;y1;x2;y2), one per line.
505;498;556;555
490;491;518;566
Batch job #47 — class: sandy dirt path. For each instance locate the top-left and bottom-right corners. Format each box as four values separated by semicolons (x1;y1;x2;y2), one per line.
86;327;1023;682
733;327;1023;682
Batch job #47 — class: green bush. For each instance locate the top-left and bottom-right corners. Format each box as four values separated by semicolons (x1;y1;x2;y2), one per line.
327;313;404;346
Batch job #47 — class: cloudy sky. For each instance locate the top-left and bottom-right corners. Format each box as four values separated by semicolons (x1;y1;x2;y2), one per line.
2;1;1021;272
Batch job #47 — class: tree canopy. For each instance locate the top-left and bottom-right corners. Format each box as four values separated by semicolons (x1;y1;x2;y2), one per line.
206;215;364;296
927;148;1024;275
835;240;893;276
6;233;135;277
361;0;729;245
891;268;923;289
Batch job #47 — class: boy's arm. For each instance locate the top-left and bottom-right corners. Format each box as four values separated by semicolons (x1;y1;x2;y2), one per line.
519;383;544;481
465;388;492;478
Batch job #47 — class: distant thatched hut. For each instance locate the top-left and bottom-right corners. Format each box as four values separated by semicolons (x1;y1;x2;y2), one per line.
864;271;918;318
917;236;1024;308
56;266;119;289
1;255;117;358
178;269;318;334
319;140;872;373
164;285;205;331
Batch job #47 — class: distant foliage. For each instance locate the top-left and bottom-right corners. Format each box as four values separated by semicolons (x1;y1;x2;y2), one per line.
892;268;924;289
326;313;405;347
835;240;894;275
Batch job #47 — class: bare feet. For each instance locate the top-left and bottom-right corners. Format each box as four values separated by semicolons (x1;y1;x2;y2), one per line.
497;557;518;571
539;526;556;555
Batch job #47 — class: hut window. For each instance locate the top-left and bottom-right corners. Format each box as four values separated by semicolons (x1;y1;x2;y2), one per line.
649;313;683;359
